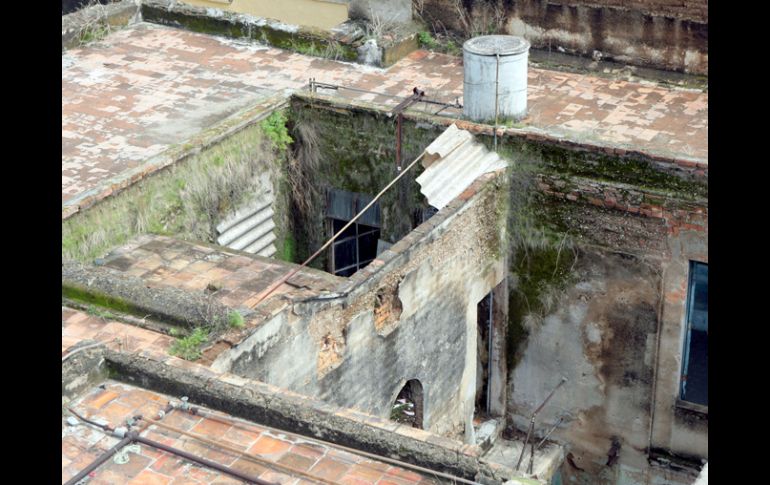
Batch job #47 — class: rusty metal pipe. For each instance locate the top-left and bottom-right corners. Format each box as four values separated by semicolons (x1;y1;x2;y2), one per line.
515;377;567;470
133;433;276;485
63;436;133;485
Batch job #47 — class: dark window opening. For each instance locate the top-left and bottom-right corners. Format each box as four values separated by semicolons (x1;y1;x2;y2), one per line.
681;262;708;406
329;218;381;276
475;291;492;417
391;379;424;429
326;188;382;277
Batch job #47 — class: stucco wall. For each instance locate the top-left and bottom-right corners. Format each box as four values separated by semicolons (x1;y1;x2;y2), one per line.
213;171;508;439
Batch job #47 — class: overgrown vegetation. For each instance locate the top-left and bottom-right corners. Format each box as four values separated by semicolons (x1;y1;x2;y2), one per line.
73;0;114;46
417;31;438;49
63;122;284;262
500;152;579;370
412;0;506;56
169;327;209;361
260;111;293;151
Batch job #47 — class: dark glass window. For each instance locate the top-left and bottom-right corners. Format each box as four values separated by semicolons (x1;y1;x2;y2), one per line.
681;262;708;406
329;219;381;277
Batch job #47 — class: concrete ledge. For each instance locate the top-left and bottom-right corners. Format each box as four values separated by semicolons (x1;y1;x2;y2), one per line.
62;342;109;404
141;0;417;67
105;348;530;482
290;93;707;189
62;0;140;50
62;260;232;329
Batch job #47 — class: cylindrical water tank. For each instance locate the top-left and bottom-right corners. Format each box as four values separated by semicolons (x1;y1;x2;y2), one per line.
463;35;530;122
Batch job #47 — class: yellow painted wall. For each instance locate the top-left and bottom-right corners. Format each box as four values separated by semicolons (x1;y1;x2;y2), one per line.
182;0;349;30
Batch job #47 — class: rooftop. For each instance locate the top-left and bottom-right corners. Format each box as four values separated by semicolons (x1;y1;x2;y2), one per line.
63;381;444;484
62;22;707;211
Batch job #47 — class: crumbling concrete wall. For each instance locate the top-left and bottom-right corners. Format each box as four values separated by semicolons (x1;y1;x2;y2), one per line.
499;134;707;485
213;171;508;440
418;0;707;74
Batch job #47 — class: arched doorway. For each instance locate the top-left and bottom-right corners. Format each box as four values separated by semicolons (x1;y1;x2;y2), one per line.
390;379;424;429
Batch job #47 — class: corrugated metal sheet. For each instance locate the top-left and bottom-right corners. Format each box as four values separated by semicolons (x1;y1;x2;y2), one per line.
326;188;381;227
416;124;508;210
216;197;276;257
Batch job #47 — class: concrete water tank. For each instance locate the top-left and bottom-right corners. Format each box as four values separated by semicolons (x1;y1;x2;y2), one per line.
463;35;530;122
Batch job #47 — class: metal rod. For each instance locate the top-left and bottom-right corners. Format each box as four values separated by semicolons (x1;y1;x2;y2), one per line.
535;416;564;451
494;53;500;152
134;434;275;485
144;417;333;485
486;291;493;414
64;436;134;485
250;149;427;308
396;112;403;171
533;377;567;417
528;416;564;474
515;418;535;470
515;377;567;471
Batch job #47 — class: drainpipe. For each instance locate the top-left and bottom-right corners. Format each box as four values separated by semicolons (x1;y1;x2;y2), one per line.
133;434;276;485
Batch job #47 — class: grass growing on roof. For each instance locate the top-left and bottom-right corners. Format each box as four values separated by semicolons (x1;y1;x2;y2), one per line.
62;120;289;262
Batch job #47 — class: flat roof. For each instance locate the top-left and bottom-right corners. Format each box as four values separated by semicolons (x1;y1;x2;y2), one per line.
63;381;443;484
62;23;707;211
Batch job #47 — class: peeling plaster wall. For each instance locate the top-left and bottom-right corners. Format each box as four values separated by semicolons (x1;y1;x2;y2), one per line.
214;177;508;439
504;159;707;485
510;249;663;481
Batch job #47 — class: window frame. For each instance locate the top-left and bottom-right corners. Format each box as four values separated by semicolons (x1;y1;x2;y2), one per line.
678;260;708;411
328;218;380;277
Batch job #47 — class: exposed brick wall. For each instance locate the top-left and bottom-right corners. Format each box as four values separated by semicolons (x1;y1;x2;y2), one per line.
536;174;708;240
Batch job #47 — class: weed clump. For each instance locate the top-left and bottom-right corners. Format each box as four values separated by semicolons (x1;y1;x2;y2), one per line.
227;311;245;329
169;327;209;361
260;111;293;151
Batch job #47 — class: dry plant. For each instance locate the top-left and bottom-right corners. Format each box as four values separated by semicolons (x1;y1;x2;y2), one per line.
364;4;399;41
76;0;112;46
288;121;321;219
452;0;506;38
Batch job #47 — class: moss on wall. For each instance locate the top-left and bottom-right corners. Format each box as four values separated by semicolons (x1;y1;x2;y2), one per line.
142;4;359;62
62;121;288;262
492;136;706;199
286;100;440;270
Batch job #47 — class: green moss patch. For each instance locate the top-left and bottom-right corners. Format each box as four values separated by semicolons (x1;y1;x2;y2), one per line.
63;121;288;262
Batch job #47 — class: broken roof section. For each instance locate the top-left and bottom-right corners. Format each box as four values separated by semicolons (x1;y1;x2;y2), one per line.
417;124;508;210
